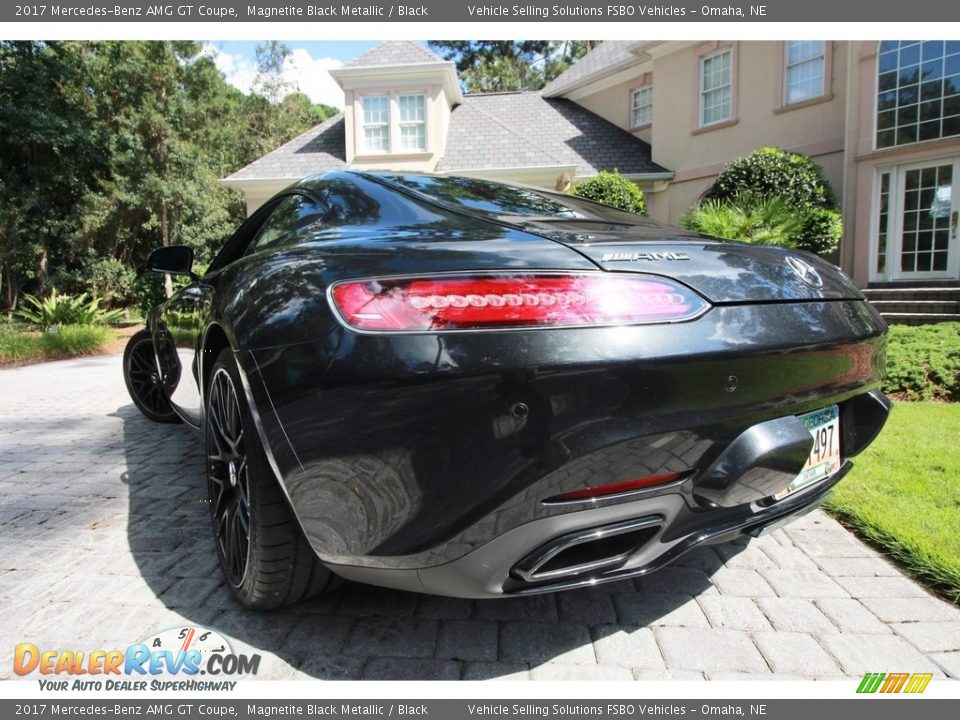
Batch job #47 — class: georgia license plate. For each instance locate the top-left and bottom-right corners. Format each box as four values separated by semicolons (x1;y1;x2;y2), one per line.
776;405;841;500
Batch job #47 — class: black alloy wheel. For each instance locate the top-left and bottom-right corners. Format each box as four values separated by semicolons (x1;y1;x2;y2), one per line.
123;329;181;423
206;366;250;588
204;348;339;609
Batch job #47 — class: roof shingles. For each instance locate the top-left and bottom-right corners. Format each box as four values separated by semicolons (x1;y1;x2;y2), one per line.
542;41;645;97
343;41;444;68
224;43;670;184
437;92;667;176
224;114;346;182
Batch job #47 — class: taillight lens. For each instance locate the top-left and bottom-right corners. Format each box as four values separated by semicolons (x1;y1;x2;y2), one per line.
543;472;684;504
330;274;708;332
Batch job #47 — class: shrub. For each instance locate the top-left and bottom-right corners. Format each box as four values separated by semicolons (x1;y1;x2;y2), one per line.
680;193;805;247
796;206;843;255
14;289;124;330
84;257;137;306
883;322;960;401
571;171;646;215
39;324;113;357
703;147;841;254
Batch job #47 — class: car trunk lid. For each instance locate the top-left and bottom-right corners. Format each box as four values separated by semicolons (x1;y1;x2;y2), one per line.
504;219;863;304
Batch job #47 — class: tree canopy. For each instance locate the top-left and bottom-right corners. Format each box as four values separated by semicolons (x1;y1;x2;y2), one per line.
0;40;602;312
0;40;336;310
428;41;597;93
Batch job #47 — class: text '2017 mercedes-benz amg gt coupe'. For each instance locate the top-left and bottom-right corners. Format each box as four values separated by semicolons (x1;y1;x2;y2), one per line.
124;171;890;609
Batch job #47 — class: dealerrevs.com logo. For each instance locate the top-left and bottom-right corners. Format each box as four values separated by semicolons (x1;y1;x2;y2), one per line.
14;626;260;691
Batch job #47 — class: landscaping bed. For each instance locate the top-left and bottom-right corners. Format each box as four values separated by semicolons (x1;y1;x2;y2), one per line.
0;322;137;367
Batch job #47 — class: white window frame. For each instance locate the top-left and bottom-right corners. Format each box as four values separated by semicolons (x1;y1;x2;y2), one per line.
356;90;430;157
360;94;391;154
699;48;733;128
784;41;826;106
630;85;653;129
870;157;960;282
397;93;427;152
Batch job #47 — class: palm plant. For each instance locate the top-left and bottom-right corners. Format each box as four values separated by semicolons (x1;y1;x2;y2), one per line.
681;193;805;247
15;288;124;329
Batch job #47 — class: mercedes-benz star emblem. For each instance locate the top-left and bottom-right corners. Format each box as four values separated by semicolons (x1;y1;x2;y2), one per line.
785;256;823;288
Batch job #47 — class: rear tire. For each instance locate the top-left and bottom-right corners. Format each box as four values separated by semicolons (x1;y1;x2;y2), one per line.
205;347;339;610
123;329;181;423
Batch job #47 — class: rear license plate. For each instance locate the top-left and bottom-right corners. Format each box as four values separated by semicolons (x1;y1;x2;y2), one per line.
776;405;841;499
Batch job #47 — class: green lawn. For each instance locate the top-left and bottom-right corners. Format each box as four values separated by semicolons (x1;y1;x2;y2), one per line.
826;402;960;603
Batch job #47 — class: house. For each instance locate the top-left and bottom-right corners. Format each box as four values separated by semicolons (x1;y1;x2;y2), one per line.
221;41;669;212
223;40;960;321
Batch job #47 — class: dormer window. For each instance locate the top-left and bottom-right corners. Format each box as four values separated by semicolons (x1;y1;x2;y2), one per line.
362;95;391;152
358;91;429;156
399;94;427;151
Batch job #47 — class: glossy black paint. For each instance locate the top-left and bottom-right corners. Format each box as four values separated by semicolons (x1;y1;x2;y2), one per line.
139;170;890;598
251;299;885;567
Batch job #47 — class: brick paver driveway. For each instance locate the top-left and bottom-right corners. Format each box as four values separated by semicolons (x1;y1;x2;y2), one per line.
2;354;958;681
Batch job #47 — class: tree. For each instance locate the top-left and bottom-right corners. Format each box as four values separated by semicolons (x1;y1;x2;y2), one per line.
542;41;598;82
460;55;544;94
253;40;293;103
244;42;337;160
428;41;597;93
77;42;220;296
0;41;105;309
0;40;338;311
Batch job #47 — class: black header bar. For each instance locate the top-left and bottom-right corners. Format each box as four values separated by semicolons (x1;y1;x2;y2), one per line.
6;0;960;23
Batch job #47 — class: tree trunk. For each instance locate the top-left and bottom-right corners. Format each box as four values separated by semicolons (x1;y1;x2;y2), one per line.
38;247;48;295
4;263;19;311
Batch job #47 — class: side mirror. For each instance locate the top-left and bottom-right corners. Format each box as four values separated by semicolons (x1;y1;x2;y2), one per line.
147;245;194;276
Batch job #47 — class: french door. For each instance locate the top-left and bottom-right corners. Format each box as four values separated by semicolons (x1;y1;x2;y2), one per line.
876;157;959;281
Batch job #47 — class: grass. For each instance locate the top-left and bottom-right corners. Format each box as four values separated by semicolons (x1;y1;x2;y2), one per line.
0;324;114;364
826;402;960;603
0;325;45;363
41;324;113;356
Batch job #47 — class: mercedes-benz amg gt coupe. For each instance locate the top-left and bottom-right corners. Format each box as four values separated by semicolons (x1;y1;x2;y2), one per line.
123;171;890;609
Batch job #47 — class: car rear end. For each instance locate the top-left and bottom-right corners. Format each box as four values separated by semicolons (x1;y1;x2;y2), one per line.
238;173;890;598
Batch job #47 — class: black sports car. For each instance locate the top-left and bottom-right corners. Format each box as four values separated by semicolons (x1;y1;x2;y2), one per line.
123;171;890;609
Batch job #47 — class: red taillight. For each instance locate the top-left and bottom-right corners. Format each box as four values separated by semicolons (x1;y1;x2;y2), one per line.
330;274;708;331
544;472;684;504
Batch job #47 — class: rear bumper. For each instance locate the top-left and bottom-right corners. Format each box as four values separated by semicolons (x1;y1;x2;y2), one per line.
239;299;889;596
325;392;887;598
327;466;844;597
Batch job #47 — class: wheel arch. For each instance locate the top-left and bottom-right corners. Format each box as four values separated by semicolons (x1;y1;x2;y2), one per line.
200;323;234;410
201;322;302;484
